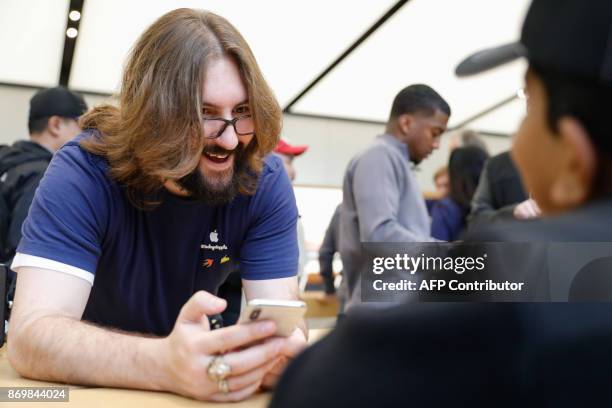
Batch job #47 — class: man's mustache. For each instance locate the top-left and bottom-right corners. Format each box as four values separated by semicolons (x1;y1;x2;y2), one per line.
202;145;236;156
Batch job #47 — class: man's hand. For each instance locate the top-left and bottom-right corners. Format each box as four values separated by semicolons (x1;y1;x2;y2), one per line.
261;327;308;389
513;198;542;220
157;291;284;402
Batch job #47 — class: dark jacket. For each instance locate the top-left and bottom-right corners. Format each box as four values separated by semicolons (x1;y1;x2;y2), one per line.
0;140;52;261
319;204;341;294
468;151;527;227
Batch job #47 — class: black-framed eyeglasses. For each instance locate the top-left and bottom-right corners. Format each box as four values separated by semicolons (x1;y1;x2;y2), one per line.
203;115;255;139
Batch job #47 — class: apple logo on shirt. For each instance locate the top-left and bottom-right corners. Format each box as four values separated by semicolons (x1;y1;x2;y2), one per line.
210;230;219;243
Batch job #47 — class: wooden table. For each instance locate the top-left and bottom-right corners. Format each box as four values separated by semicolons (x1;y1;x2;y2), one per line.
0;328;331;407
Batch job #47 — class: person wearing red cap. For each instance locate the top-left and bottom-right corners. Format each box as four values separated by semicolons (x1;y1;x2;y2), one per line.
274;139;308;182
273;139;309;290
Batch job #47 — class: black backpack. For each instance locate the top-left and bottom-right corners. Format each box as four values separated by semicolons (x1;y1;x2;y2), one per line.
0;144;51;322
0;144;50;261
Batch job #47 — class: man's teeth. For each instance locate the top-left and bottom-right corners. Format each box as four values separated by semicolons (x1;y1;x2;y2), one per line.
206;152;229;159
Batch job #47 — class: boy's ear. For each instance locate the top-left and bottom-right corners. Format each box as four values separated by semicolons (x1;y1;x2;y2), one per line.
549;117;596;209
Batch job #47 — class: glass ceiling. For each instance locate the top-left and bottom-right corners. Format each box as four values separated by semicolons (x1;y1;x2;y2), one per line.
0;0;69;87
0;0;532;134
291;0;531;130
69;0;397;102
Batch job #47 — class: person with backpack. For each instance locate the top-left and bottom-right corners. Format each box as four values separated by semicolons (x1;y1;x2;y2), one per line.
0;86;87;296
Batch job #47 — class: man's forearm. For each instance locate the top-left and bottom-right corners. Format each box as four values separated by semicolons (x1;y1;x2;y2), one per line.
9;315;167;390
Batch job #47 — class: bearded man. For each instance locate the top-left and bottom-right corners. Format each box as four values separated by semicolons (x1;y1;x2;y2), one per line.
8;8;306;402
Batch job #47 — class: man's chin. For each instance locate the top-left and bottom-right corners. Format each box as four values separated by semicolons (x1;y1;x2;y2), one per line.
200;169;233;191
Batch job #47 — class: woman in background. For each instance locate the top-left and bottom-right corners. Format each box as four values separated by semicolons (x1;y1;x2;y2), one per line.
431;145;489;241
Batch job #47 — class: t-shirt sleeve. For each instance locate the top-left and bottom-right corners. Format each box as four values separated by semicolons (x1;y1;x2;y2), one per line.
239;155;299;280
12;144;110;283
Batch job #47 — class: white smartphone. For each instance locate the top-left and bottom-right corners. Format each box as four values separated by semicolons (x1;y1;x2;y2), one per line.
238;299;307;337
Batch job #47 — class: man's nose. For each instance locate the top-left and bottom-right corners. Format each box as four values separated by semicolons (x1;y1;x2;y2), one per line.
215;125;239;151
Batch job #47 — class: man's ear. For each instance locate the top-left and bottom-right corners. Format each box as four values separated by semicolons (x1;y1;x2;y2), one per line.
549;117;596;209
46;116;63;138
398;114;414;135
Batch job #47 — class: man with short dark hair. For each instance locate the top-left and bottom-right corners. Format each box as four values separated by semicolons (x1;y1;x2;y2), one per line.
339;84;450;310
0;86;86;267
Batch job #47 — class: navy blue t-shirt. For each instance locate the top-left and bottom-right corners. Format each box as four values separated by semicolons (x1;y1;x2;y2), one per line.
14;135;299;335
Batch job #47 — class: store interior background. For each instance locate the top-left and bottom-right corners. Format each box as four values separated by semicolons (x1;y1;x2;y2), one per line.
0;0;531;273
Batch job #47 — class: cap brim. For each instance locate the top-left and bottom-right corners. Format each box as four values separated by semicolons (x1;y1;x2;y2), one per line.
455;42;527;77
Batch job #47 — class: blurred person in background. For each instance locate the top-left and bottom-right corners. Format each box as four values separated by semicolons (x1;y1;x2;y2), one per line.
339;84;450;310
0;86;87;303
433;166;450;198
428;129;487;215
431;145;489;241
318;203;341;298
274;139;308;183
448;128;489;154
8;9;306;402
467;149;539;228
425;166;449;215
274;139;309;289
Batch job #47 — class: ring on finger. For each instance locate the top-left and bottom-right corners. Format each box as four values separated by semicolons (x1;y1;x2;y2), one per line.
207;355;232;382
218;379;230;394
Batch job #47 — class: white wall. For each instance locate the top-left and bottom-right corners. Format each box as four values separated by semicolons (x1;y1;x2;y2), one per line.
281;114;383;188
0;85;512;192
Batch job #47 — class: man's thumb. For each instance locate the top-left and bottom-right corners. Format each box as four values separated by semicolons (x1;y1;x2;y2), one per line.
177;291;227;324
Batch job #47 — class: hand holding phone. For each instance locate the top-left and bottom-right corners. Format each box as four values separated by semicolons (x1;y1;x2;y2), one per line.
237;299;306;337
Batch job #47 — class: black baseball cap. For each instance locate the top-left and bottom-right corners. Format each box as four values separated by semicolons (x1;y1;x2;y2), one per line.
455;0;612;86
28;86;88;123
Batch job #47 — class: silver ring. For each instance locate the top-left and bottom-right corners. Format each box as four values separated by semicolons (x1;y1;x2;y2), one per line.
207;355;232;382
218;379;230;394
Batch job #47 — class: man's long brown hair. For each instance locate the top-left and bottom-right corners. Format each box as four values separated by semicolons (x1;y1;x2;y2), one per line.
80;9;281;208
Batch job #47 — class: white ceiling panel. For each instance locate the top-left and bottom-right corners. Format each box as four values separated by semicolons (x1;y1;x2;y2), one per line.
292;0;530;132
469;96;526;135
70;0;397;102
0;0;68;86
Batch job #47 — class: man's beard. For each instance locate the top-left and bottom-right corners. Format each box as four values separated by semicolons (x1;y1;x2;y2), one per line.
176;143;247;206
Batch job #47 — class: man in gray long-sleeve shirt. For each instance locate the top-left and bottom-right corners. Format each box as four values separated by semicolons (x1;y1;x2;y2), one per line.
340;84;450;310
